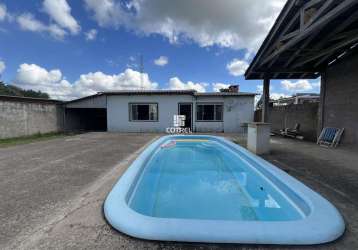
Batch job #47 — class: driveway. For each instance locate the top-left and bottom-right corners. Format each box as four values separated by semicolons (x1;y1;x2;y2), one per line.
0;132;158;249
1;133;357;249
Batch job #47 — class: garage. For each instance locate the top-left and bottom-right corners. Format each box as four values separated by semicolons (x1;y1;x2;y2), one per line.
64;93;107;132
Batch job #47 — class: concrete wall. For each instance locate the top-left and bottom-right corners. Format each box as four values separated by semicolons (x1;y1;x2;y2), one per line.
323;52;358;146
0;98;63;139
271;104;318;141
107;94;254;133
255;103;319;141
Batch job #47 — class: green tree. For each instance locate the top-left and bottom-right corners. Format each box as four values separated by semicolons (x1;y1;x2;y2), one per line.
0;81;50;99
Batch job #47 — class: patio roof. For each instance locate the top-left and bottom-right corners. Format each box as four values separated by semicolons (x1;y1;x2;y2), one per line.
245;0;358;80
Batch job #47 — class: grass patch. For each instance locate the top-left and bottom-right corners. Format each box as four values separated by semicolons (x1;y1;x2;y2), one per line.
0;132;69;148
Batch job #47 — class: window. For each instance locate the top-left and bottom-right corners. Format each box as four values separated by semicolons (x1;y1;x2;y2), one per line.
129;103;158;121
196;103;223;121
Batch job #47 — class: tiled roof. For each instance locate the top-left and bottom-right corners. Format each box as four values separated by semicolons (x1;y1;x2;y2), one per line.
101;90;196;95
65;90;256;103
194;92;256;96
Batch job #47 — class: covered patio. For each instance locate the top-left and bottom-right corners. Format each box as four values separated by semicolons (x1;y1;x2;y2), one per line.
245;0;358;146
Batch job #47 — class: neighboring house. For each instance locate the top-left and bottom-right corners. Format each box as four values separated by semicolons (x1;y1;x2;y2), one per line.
256;93;320;109
64;90;255;133
273;93;320;106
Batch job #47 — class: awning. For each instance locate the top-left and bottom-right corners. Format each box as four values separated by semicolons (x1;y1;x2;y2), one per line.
245;0;358;80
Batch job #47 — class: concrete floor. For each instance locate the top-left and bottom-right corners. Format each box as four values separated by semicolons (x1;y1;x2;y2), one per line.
1;132;357;249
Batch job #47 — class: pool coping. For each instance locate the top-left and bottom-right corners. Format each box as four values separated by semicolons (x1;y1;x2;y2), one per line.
104;135;345;245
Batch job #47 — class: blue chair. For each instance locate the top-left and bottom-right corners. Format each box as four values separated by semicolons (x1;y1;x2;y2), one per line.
317;127;344;147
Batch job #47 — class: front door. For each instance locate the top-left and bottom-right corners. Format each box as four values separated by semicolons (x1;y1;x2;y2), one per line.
178;103;192;130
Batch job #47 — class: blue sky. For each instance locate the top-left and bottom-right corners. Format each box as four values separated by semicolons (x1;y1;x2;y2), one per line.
0;0;320;100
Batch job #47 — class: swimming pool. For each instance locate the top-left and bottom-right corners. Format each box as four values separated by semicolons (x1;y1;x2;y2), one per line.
104;135;345;244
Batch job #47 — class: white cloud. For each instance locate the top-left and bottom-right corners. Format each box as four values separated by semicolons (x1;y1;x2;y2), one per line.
0;3;7;21
14;63;158;100
17;13;67;39
255;84;286;104
43;0;80;34
14;63;73;99
84;0;285;51
212;83;230;92
154;56;168;66
47;24;67;38
73;69;158;96
270;93;290;100
17;13;45;31
0;3;13;23
168;77;207;92
0;60;5;74
85;29;97;40
312;81;321;88
227;59;249;76
84;0;128;27
281;80;314;92
12;62;245;100
15;0;79;39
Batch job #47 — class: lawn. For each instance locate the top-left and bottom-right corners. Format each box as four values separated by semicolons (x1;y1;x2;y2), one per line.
0;132;69;148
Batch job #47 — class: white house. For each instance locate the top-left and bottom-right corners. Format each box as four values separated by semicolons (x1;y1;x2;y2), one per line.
64;90;255;133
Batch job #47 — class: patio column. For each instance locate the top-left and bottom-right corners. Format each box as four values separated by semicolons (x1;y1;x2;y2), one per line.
262;77;270;122
317;71;326;136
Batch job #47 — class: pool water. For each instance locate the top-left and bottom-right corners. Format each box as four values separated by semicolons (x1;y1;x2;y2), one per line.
129;139;303;221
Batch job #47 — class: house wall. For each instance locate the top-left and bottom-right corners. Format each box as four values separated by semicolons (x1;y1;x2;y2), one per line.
0;98;63;139
224;96;254;133
107;94;254;133
107;94;194;132
324;52;358;146
195;96;254;133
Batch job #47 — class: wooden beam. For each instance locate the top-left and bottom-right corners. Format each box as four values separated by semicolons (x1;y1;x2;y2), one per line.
304;0;335;28
251;69;317;74
303;0;325;10
314;11;358;68
262;78;270;123
280;30;300;42
300;7;306;30
284;36;317;68
330;29;358;41
318;11;358;43
315;42;358;68
312;12;358;67
259;0;358;67
265;12;301;58
293;32;358;67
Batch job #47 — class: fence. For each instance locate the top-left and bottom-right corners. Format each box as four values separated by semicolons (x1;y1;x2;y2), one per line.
255;103;319;141
0;96;63;139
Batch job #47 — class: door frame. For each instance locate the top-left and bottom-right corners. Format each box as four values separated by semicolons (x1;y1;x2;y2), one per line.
178;102;193;131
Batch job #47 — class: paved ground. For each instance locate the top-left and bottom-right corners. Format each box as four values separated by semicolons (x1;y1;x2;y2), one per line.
1;133;358;249
0;133;158;249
